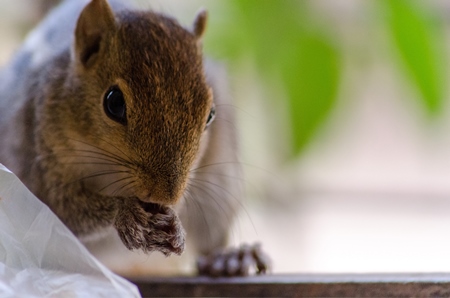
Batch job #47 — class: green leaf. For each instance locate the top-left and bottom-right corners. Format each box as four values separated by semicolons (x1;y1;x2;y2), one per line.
231;0;341;157
282;32;341;156
205;0;341;158
384;0;445;114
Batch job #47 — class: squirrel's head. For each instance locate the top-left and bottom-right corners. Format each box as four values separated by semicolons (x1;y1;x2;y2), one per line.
54;0;213;206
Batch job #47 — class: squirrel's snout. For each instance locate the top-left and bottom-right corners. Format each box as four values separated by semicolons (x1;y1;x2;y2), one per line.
137;182;183;206
135;166;189;206
138;191;153;203
138;192;179;206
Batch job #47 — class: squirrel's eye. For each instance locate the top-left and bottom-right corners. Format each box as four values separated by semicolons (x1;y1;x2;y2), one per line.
104;86;127;124
206;106;216;127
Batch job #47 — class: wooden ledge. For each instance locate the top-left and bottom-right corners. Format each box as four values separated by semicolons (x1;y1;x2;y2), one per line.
129;273;450;297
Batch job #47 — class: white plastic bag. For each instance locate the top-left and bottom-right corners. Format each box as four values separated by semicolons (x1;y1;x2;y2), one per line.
0;164;141;297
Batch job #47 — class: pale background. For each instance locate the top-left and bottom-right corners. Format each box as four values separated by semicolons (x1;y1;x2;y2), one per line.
2;0;450;274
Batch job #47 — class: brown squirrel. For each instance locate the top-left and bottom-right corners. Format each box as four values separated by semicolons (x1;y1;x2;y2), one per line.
0;0;269;276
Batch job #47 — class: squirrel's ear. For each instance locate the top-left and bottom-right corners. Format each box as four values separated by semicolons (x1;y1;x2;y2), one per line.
74;0;116;68
192;8;208;41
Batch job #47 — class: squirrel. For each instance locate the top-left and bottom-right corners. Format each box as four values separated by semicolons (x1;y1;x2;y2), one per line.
0;0;269;276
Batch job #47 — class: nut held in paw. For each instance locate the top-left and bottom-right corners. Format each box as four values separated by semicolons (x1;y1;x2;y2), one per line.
115;200;186;256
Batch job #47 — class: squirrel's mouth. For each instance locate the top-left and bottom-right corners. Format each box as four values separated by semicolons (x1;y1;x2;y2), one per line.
136;189;180;206
138;200;165;214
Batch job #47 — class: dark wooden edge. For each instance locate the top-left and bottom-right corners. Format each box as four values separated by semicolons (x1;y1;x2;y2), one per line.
128;273;450;297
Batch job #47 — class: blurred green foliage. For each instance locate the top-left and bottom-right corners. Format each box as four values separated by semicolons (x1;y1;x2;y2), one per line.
384;0;446;115
205;0;341;158
204;0;446;159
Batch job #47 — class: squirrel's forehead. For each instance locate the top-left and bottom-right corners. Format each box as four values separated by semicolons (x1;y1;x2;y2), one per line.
116;32;199;70
116;12;197;49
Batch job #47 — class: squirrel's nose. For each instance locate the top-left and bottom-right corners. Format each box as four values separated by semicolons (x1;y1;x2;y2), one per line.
136;169;188;205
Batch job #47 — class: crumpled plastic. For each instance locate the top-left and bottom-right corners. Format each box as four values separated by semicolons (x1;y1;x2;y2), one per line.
0;164;141;298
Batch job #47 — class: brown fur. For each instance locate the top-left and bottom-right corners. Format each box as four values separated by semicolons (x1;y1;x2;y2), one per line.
0;0;242;256
0;0;246;270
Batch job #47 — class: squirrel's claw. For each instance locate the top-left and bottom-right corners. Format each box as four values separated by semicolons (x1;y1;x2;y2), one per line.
197;243;271;277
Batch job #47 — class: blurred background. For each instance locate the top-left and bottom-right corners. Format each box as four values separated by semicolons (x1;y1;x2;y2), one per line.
2;0;450;274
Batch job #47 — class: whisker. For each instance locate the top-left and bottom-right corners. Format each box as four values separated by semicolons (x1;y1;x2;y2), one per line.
48;153;127;165
37;148;132;168
187;180;239;244
191;170;265;200
66;137;133;166
98;175;135;193
188;177;257;236
60;149;129;164
186;181;234;225
191;161;277;178
67;169;133;185
182;186;212;246
215;103;252;117
188;177;240;210
191;170;246;182
112;179;138;197
61;139;129;163
212;116;238;130
45;169;132;197
190;161;240;172
93;136;136;165
59;161;126;167
118;181;139;197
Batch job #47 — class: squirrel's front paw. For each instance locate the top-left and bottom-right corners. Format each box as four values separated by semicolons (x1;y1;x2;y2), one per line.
197;243;271;277
114;199;185;256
